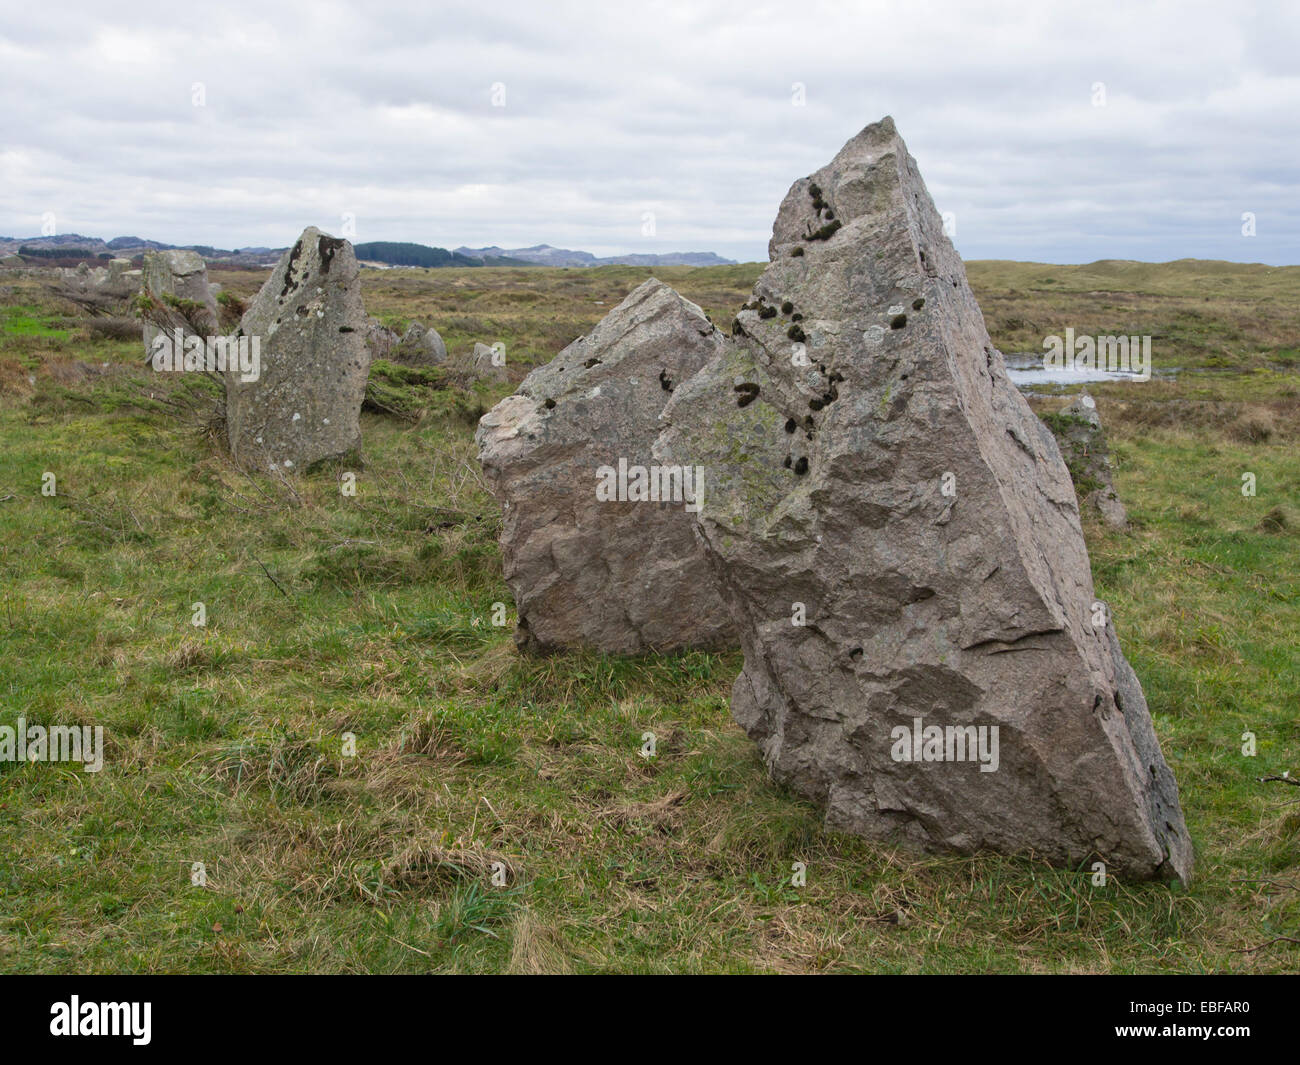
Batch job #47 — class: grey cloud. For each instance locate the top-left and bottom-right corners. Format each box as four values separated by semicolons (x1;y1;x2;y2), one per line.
0;0;1295;264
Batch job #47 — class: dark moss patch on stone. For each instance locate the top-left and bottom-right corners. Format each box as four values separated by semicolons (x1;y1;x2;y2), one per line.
278;238;305;299
317;235;345;275
805;220;842;242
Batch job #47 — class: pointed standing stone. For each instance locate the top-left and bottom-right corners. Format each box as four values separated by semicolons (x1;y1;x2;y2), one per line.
225;227;370;470
655;118;1192;883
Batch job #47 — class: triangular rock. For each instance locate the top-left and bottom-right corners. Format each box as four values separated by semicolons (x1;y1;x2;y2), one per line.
477;278;735;653
655;118;1192;883
226;227;371;471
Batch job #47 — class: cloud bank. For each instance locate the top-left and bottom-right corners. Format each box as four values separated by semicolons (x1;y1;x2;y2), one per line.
2;0;1296;264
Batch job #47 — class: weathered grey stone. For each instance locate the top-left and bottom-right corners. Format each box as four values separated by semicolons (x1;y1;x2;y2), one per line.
395;321;448;366
1061;393;1101;429
655;117;1191;884
476;278;736;654
141;249;219;356
225;227;370;471
469;341;509;385
364;317;399;362
52;257;137;314
1046;392;1128;529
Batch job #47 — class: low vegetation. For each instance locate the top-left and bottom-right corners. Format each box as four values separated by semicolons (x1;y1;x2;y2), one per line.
0;260;1295;972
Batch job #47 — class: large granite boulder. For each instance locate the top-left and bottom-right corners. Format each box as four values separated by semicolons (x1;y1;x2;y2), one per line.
141;249;219;356
225;227;370;470
476;278;736;653
655;118;1192;884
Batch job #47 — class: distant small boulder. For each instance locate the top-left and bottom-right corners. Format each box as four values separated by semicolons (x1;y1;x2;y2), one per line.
1045;392;1128;529
394;321;448;366
455;341;508;386
50;257;137;315
140;249;219;358
364;317;399;361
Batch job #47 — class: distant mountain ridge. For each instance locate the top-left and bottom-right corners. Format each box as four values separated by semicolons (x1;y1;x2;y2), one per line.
350;241;534;268
0;233;282;266
455;243;735;267
0;233;735;270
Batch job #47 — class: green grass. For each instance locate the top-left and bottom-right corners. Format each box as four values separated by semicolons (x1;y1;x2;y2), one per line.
0;304;72;340
0;260;1297;973
968;258;1300;371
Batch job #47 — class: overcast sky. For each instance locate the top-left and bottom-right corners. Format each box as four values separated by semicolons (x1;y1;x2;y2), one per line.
2;0;1296;264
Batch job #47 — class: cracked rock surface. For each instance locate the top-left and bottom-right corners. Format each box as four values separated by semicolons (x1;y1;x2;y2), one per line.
476;278;735;654
655;118;1192;884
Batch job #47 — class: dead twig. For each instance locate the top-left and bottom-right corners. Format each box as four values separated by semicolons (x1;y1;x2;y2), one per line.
1232;936;1300;954
253;558;290;598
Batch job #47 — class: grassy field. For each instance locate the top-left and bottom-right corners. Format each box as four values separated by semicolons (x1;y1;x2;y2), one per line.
0;259;1296;973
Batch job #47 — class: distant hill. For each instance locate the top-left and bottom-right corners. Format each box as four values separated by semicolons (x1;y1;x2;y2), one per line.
0;234;113;259
106;235;172;251
16;245;111;260
0;233;737;270
0;233;282;266
455;243;736;267
351;241;533;268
